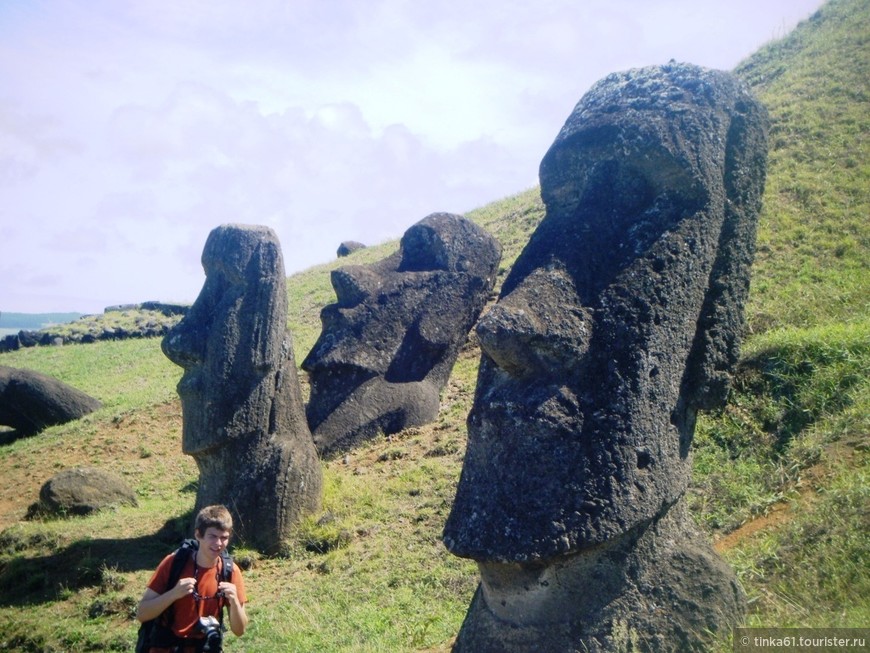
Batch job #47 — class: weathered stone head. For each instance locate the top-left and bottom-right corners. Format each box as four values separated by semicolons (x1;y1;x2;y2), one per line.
302;212;501;457
0;366;102;438
443;63;768;650
162;224;322;553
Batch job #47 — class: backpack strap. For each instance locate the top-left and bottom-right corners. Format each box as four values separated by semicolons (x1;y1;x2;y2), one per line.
159;539;197;629
219;548;233;582
216;546;234;628
142;540;196;650
168;539;198;590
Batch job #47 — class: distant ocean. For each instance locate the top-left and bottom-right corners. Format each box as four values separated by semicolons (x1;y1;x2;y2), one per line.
0;312;83;339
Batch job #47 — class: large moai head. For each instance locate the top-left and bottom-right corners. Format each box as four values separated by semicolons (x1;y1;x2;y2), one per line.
0;366;102;437
302;213;501;457
163;224;322;552
443;63;768;650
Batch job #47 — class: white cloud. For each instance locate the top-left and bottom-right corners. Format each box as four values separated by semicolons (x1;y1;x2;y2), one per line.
0;0;825;313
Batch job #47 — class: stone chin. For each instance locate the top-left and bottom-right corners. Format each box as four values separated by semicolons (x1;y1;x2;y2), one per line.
444;377;687;561
474;542;624;627
180;412;226;456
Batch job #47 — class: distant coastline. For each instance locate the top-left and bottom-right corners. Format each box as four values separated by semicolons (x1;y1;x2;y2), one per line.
0;303;187;353
0;312;85;332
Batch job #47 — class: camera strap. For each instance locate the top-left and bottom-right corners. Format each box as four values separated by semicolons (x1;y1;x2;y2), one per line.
193;554;230;630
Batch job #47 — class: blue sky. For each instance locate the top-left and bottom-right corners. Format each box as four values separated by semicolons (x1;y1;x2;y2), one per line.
0;0;824;314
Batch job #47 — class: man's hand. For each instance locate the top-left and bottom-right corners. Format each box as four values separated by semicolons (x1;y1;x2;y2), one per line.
174;576;196;598
219;581;248;636
218;581;239;603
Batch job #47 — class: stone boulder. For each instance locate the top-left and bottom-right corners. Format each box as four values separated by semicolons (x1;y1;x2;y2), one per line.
0;366;102;436
337;241;366;257
162;224;322;553
36;467;137;516
443;62;769;651
17;331;40;348
303;213;501;457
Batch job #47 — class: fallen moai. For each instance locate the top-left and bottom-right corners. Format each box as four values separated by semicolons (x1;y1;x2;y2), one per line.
0;365;102;437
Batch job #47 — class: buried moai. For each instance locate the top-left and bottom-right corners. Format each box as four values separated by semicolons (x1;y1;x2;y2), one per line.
302;213;501;457
0;365;102;438
162;224;322;553
442;63;769;651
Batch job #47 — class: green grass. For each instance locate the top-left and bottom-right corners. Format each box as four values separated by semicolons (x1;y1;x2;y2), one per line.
0;338;179;412
0;0;868;650
689;319;869;532
737;0;870;334
724;453;870;629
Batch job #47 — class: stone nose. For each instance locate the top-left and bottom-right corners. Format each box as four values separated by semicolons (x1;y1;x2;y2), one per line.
476;303;547;378
331;266;378;308
161;319;206;369
476;271;593;379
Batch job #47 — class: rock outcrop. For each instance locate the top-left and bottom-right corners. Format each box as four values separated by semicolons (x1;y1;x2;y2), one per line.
442;62;769;651
0;302;187;353
162;224;322;553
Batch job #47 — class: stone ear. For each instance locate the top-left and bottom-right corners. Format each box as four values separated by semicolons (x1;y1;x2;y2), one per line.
682;100;768;411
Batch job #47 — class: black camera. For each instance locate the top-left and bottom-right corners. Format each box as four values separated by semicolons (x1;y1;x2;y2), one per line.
197;615;223;652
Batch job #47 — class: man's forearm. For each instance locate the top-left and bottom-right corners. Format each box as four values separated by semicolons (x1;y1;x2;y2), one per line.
137;589;180;623
228;600;248;636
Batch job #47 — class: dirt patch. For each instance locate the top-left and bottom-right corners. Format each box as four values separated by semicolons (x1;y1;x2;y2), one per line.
713;500;795;553
0;401;187;530
712;439;865;553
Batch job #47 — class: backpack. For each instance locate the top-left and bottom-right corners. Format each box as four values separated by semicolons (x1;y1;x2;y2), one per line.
135;539;234;653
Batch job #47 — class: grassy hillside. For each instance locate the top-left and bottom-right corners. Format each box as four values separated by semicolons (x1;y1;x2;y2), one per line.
690;0;870;631
737;0;869;332
0;0;867;650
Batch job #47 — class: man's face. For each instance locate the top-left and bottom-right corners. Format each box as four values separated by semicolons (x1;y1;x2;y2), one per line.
196;526;231;560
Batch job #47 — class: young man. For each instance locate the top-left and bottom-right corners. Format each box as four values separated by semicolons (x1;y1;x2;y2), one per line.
137;505;248;652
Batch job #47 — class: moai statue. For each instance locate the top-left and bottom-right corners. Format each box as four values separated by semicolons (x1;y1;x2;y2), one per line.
442;62;769;652
162;224;322;553
302;213;501;458
0;366;101;436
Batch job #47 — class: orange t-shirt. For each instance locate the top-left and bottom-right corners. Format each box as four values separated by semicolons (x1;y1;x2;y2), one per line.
147;551;246;639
